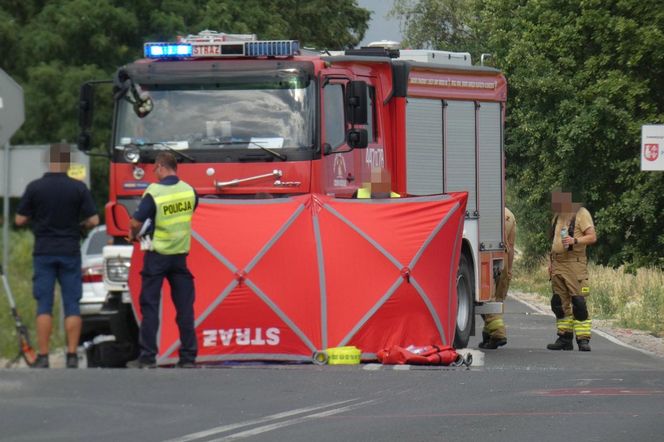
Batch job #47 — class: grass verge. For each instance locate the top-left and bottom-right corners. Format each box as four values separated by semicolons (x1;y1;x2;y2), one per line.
1;229;65;360
512;257;664;337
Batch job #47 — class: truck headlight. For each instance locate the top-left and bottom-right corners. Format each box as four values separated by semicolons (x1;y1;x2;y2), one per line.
105;257;130;282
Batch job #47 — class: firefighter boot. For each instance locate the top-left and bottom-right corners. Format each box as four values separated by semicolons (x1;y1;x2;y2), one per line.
479;337;507;350
478;331;507;350
546;332;573;351
577;339;591;352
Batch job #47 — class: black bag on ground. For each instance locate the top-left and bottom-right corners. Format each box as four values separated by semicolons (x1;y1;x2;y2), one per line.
85;337;136;368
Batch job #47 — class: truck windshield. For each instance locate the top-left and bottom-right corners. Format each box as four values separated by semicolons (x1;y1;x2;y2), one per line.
114;78;315;157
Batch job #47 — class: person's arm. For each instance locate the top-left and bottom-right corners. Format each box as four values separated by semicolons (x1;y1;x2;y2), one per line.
562;209;597;247
81;214;100;230
79;186;99;231
577;226;597;246
128;194;155;242
15;184;33;227
562;228;596;247
128;218;144;242
14;214;29;226
506;223;516;277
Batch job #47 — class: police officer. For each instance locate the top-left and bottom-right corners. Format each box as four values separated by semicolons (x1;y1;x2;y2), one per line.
127;152;198;368
547;191;597;352
479;207;516;349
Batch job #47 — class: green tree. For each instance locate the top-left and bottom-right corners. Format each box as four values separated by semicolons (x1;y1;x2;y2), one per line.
478;0;664;267
5;0;370;145
389;0;478;53
394;0;664;267
1;0;370;212
0;7;20;72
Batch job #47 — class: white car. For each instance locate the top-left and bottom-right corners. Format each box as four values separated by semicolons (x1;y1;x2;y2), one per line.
80;226;136;346
80;225;110;316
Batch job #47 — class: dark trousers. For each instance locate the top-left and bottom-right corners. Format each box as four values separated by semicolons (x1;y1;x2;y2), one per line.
139;251;197;363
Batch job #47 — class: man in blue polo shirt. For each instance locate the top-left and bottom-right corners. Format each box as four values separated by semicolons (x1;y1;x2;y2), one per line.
15;144;99;368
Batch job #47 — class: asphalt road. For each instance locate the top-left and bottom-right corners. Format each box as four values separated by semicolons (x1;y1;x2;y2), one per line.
1;296;662;442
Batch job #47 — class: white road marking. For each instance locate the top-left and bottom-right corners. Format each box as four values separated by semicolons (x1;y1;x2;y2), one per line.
0;380;22;391
363;363;383;370
210;399;377;441
167;399;362;442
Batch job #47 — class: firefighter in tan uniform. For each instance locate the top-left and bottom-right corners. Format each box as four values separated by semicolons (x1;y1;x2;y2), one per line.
547;191;597;352
479;208;516;349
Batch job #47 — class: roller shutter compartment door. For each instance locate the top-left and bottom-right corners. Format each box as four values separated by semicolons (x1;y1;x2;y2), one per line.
445;101;476;215
477;102;503;250
405;98;443;195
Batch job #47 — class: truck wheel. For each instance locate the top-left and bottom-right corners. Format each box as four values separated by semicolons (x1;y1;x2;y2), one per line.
453;253;474;348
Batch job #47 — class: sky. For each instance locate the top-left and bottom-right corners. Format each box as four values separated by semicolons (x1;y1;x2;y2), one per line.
357;0;404;47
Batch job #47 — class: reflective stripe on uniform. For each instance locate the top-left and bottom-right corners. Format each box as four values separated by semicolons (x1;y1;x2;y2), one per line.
154;229;189;239
486;317;504;333
574;319;592;338
482;315;506;339
157;214;193;227
152;190;196;204
556;316;574;333
357;188;400;199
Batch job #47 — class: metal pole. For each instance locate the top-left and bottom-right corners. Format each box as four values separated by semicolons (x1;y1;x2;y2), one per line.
2;142;10;273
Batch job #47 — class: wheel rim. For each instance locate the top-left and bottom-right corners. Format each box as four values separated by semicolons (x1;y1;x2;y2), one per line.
456;272;470;330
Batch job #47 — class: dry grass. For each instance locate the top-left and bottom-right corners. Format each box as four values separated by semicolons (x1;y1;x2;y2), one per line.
512;257;664;337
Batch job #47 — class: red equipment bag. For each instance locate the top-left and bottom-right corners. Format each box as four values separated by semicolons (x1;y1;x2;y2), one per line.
377;344;472;367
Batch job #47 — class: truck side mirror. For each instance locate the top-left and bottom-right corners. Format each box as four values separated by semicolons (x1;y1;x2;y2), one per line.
347;81;368;125
347;128;368;149
112;203;131;234
78;83;94;151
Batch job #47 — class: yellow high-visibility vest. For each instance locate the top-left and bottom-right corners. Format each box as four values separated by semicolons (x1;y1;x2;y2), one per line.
356;188;400;199
144;180;195;254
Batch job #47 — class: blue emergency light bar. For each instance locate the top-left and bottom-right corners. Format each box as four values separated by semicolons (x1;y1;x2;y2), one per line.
144;39;299;59
245;40;300;57
144;43;193;59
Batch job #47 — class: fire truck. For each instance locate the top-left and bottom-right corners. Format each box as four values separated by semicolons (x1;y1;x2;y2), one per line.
78;31;506;362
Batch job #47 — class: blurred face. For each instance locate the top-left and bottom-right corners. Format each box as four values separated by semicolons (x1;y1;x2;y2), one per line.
551;191;573;213
369;168;391;193
46;144;71;172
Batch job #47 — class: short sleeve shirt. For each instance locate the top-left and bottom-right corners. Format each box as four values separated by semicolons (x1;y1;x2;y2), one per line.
551;207;594;254
16;173;97;256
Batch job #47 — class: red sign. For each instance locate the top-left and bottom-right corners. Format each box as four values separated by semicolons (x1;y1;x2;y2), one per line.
192;45;221;56
644;143;659;161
